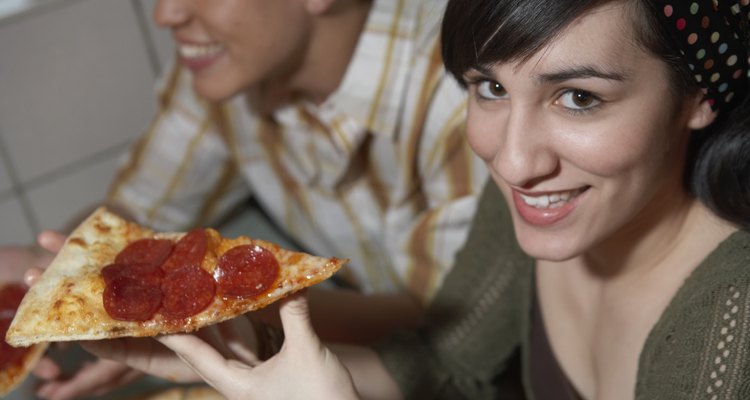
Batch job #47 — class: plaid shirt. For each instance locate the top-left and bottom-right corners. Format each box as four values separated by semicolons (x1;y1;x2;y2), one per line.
107;0;487;303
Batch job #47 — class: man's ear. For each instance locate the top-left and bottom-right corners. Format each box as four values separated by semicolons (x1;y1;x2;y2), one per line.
687;94;718;130
305;0;335;15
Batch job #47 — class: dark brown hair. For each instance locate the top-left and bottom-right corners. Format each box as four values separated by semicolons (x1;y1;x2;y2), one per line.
441;0;694;96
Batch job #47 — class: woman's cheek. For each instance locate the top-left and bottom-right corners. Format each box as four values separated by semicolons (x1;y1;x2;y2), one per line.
466;114;501;161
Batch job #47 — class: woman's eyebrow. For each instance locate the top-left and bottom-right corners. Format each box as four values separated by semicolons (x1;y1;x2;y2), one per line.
536;65;630;83
467;63;631;83
467;65;494;77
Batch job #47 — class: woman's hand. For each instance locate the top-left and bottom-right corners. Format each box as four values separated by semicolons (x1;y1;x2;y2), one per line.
157;292;359;400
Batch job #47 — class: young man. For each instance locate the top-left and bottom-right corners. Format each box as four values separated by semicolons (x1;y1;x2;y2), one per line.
24;0;486;398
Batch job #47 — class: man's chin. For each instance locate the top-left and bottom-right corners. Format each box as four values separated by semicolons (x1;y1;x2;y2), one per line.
192;81;238;104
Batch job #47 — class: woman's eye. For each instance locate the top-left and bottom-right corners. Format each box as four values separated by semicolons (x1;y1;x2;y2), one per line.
476;80;508;100
557;90;601;111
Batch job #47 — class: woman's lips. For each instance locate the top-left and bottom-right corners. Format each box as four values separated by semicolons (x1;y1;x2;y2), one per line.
512;186;588;226
177;42;225;72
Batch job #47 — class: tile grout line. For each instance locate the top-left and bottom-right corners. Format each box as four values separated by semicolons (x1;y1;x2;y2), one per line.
0;139;132;234
21;141;132;192
130;0;163;79
0;130;41;241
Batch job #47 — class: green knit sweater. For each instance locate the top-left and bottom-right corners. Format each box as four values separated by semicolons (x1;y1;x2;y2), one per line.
375;181;750;399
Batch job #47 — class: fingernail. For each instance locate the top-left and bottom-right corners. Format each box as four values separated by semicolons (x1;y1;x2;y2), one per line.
23;269;39;286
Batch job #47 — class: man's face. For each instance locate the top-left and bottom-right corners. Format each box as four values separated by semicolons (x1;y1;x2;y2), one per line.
154;0;313;102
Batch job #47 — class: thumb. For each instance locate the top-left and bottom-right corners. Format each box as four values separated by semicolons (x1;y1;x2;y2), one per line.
278;290;318;351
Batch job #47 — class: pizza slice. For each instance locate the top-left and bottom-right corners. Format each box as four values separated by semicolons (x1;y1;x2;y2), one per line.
6;207;346;347
0;283;48;396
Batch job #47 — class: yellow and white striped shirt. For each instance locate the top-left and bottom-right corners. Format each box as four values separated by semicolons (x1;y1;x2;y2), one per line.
107;0;487;303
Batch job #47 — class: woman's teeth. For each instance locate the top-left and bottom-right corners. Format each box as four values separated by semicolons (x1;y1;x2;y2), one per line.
178;43;224;59
519;188;585;209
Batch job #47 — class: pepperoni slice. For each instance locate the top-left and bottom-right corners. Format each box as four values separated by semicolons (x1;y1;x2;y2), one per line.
159;229;208;272
115;239;174;268
160;265;215;319
101;263;164;286
103;278;162;321
215;245;279;299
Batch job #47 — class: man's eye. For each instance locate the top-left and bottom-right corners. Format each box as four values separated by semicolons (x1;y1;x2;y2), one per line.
476;80;508;100
558;90;601;111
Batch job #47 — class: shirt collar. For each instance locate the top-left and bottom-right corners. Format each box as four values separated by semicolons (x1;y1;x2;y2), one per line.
313;0;419;139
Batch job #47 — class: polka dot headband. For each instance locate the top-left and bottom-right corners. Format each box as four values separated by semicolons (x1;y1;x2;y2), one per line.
655;0;750;111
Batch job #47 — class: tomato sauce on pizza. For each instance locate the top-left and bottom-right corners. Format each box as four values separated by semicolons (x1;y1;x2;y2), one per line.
102;229;280;322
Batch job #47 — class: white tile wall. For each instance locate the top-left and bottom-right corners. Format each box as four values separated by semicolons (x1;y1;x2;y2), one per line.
138;0;175;73
0;0;170;246
27;147;128;232
0;148;14;196
0;0;156;184
0;197;35;245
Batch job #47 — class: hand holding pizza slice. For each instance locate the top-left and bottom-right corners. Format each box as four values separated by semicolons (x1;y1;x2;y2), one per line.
2;207;346;395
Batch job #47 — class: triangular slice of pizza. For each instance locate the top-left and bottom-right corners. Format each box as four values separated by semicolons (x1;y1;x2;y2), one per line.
0;283;48;396
6;207;346;347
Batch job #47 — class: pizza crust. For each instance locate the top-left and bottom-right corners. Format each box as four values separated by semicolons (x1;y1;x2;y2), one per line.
6;207;345;347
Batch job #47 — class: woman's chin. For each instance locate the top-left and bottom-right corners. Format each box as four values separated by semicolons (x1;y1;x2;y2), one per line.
514;228;582;262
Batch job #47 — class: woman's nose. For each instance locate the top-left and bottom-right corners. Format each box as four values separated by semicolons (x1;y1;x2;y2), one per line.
153;0;189;28
491;107;559;188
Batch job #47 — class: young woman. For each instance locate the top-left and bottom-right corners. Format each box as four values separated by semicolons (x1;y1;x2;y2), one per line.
77;0;750;398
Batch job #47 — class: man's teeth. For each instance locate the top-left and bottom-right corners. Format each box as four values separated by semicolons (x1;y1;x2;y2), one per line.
179;43;224;59
519;189;583;209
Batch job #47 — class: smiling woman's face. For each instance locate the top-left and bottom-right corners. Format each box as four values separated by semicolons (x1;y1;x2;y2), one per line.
464;3;710;261
154;0;312;102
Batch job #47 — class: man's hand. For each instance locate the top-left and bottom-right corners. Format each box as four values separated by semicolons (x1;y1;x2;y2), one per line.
20;231;64;286
33;356;143;400
0;233;59;284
